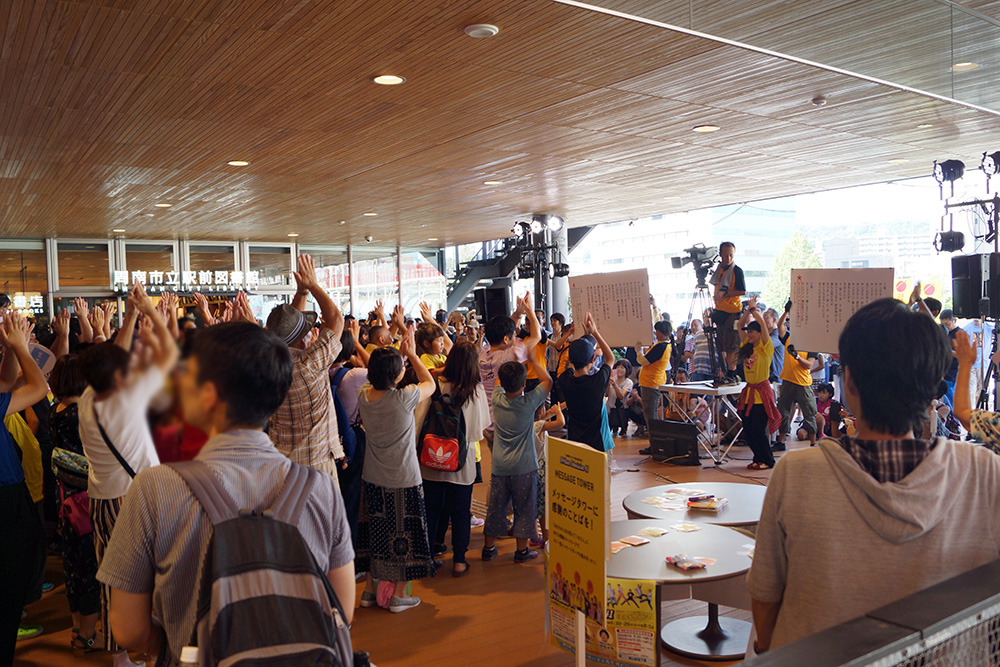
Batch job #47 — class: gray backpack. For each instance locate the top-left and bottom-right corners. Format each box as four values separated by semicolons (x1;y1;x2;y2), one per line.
168;461;353;667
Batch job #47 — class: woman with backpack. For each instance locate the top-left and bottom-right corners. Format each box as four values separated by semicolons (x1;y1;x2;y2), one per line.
356;325;437;613
420;342;489;577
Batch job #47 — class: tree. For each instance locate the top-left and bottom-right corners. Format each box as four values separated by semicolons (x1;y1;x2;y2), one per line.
760;231;822;309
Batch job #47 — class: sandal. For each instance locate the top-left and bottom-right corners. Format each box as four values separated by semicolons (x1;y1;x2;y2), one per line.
453;562;469;578
71;630;100;652
747;462;770;470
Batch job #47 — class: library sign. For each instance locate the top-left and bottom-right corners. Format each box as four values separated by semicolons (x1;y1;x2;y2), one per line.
10;294;45;315
111;270;287;292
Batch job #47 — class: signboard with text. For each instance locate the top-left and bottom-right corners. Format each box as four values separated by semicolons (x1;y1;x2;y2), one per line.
569;269;654;348
547;436;609;657
789;268;894;354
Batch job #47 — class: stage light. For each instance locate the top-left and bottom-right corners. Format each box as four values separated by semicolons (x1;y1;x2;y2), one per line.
933;159;965;184
982;151;1000;176
532;213;564;232
516;262;535;279
547;262;570;279
512;223;524;238
530;217;544;234
934;230;965;252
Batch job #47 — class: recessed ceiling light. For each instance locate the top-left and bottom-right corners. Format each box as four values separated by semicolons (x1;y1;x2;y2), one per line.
664;196;680;200
287;233;299;237
428;237;439;241
154;203;172;208
363;212;378;216
483;180;503;185
227;160;250;167
339;220;346;225
888;158;909;164
692;125;720;133
373;75;405;85
112;229;126;233
951;62;979;72
917;123;934;129
464;24;499;38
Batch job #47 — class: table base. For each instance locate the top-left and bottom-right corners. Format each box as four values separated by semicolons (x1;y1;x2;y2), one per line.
660;603;750;661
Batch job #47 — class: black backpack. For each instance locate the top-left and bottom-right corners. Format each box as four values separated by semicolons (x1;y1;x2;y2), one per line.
169;461;353;666
418;386;467;472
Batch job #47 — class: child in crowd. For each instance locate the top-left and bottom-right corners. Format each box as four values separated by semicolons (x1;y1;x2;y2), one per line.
558;313;616;462
479;293;540;425
531;402;565;549
799;383;835;440
606;359;633;437
483;335;551;564
416;322;450;376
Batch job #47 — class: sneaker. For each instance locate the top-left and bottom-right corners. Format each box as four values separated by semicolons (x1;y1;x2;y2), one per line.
41;582;54;594
359;590;378;608
638;447;651;455
470;516;485;528
771;441;786;452
481;545;498;561
17;624;43;641
514;548;539;563
529;537;546;549
389;595;421;613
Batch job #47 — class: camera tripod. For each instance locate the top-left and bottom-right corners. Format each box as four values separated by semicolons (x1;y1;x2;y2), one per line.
975;317;999;412
684;285;726;386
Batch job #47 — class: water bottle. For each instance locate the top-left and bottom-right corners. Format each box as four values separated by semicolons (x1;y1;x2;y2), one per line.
179;646;198;665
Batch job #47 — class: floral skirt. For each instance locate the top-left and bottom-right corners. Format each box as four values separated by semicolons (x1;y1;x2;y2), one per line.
356;481;434;582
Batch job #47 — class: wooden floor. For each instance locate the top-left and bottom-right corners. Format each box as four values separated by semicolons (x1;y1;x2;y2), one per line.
16;429;808;667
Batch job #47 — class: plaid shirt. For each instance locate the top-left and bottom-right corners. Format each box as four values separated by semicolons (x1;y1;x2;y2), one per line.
837;435;937;483
270;327;344;465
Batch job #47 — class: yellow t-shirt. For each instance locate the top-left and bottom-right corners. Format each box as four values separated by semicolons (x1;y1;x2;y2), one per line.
524;342;548;380
638;341;671;388
780;349;813;386
742;336;774;403
557;344;571;378
420;353;447;370
6;413;42;503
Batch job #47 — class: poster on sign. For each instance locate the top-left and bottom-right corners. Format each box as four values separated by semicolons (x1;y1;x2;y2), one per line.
569;270;654;348
547;436;610;660
789;268;894;354
892;277;943;303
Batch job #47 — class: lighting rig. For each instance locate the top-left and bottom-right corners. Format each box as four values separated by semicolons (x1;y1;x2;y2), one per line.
510;214;570;280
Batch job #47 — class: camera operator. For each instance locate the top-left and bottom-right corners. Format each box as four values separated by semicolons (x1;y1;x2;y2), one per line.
708;241;746;379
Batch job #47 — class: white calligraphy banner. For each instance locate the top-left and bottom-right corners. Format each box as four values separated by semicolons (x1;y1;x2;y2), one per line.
569;269;654;348
789;268;894;354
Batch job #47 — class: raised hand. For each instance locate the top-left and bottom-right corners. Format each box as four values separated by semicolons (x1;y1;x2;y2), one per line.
374;300;385;320
52;309;70;337
419;301;433;323
73;297;89;320
954;329;976;366
391;304;406;329
398;322;417;358
0;312;32;350
131;280;156;316
348;317;360;340
293;254;318;292
747;294;759;311
219;301;234;323
91;304;106;332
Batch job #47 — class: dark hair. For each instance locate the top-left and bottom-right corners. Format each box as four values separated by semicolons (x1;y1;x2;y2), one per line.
498;361;527;393
435;310;447;325
923;297;942;317
613;359;632;376
368;325;387;346
550;313;566;327
839;298;951;436
737;341;756;364
415;322;445;355
0;293;9;308
190;322;293;428
719;241;735;252
49;355;87;401
441;342;481;407
939;309;955;321
484;315;516;346
654;320;672;337
743;321;762;333
335;329;356;364
368;346;404;390
79;342;131;393
816;382;835;397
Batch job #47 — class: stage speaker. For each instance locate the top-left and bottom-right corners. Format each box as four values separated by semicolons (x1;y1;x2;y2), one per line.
952;253;1000;318
648;419;700;466
474;287;511;322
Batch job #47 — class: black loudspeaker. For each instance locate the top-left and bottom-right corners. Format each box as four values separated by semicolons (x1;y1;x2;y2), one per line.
952;253;1000;318
473;287;511;322
648;419;700;466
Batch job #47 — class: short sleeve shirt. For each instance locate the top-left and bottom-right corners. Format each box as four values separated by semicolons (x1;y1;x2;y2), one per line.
479;340;528;422
491;384;547;476
0;393;25;486
559;364;614;452
95;429;354;667
358;383;422;488
743;336;774;401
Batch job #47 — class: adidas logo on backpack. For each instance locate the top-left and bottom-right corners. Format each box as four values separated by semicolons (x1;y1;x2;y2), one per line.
169;461;353;666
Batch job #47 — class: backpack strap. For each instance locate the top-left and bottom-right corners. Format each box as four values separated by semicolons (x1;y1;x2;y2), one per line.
167;461;240;525
265;463;319;525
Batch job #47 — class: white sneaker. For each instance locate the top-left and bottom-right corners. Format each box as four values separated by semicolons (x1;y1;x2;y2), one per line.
470;516;485;528
360;590;377;608
389;595;421;613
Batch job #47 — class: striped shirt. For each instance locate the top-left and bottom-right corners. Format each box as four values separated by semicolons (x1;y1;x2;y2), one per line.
269;327;344;465
96;429;354;666
837;435;937;483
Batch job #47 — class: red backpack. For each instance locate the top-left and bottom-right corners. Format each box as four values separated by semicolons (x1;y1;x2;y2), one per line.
418;387;467;472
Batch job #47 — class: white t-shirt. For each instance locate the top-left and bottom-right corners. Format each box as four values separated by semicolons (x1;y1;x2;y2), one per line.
479;339;528;424
606;377;634;410
335;367;369;426
78;367;165;500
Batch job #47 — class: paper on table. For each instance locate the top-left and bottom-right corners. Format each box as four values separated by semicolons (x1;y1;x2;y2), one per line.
671;523;702;532
610;541;630;554
619;535;650;546
695;557;717;566
636;526;669;537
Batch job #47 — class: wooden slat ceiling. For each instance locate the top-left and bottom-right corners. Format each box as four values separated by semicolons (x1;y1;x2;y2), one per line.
1;0;999;248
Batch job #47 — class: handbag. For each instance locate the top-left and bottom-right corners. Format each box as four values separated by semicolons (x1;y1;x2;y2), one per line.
59;484;93;536
51;447;90;489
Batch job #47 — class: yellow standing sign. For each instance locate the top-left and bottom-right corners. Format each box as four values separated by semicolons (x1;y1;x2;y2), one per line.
547;436;610;657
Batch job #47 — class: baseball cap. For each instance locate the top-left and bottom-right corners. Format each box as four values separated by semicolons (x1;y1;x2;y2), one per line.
568;337;597;369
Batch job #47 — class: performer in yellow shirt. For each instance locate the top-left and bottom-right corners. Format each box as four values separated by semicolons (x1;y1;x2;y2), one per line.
709;241;747;378
735;296;779;470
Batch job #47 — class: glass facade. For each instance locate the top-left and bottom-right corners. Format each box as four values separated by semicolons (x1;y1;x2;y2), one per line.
300;245;351;315
400;249;446;314
56;240;111;289
352;248;398;319
0;242;48;321
246;244;293;288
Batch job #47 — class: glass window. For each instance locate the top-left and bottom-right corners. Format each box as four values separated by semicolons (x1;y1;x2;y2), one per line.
247;244;293;288
188;244;237;273
57;241;111;289
299;245;351;315
121;242;176;291
400;249;446;315
0;242;49;323
352;247;398;319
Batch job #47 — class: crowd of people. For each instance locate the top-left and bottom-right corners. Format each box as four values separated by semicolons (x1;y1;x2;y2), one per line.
4;241;1000;664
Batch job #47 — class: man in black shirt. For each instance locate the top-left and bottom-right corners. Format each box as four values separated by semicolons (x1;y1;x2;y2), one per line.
558;314;615;453
940;309;960;407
